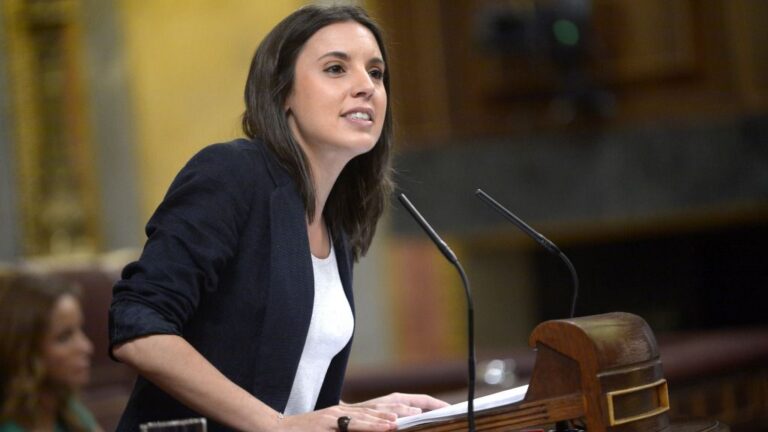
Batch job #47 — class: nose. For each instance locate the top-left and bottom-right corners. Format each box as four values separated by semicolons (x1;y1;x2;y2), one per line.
351;67;375;99
77;330;94;356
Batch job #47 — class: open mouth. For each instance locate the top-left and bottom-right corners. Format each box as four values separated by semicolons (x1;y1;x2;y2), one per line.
346;112;371;121
342;108;374;122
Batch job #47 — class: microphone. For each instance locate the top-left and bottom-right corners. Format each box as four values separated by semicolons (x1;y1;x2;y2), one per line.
475;188;579;318
397;193;477;432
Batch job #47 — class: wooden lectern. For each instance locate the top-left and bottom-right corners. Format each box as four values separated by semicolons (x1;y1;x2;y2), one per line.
405;312;725;432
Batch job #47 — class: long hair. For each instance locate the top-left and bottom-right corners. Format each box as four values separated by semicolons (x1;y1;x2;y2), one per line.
0;272;88;431
242;5;393;261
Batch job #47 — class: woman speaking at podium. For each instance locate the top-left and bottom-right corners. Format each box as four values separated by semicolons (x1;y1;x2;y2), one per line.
109;4;446;431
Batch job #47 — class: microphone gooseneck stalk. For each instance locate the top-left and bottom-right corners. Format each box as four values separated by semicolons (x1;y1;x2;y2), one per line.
397;193;477;432
475;189;579;318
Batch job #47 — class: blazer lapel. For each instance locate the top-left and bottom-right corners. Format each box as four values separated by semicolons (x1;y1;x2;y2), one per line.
250;138;356;411
255;184;314;411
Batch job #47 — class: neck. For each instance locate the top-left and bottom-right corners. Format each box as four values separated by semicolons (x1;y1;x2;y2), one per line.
300;146;352;258
306;156;340;257
304;148;350;223
36;390;59;430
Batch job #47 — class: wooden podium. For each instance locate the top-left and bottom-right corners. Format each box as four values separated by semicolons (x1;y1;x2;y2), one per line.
406;312;725;432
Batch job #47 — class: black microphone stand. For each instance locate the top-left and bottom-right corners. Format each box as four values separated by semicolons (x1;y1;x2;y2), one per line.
475;189;583;431
475;189;579;318
397;193;477;432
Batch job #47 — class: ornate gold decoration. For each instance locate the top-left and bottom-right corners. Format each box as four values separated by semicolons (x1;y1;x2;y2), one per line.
3;0;101;256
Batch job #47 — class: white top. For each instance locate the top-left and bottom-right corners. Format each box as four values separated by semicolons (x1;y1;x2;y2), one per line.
283;243;354;415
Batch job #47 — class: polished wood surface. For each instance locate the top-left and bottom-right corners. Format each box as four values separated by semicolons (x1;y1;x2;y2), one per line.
405;312;681;431
670;420;730;432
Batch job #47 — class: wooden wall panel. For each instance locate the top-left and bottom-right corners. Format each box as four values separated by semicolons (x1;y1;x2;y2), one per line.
373;0;768;143
723;0;768;111
374;0;453;144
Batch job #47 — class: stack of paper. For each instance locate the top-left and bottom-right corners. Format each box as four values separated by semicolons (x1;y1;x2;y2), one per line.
396;384;529;430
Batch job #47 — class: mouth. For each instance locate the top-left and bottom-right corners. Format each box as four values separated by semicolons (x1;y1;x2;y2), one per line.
342;108;374;122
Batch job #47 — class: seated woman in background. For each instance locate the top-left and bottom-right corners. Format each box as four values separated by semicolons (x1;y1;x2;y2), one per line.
0;272;100;432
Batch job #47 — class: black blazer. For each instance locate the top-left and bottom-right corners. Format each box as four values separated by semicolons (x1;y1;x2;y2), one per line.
109;138;355;431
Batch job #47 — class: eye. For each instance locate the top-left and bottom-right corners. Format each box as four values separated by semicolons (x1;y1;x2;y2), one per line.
324;64;345;75
369;68;384;81
55;328;75;343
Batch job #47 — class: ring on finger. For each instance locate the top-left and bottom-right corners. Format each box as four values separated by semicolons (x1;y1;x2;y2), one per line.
337;415;351;432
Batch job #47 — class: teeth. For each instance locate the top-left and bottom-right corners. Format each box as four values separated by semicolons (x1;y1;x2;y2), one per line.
348;112;371;120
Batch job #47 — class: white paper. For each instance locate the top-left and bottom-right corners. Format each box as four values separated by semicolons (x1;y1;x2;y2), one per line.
395;384;529;430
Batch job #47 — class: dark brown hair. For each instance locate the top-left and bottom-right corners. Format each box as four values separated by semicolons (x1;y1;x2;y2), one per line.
242;5;393;261
0;272;89;431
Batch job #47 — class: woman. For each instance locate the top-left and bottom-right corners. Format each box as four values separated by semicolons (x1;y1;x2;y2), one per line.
109;5;447;431
0;272;99;431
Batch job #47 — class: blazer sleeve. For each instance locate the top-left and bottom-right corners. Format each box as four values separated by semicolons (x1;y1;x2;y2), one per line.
109;143;257;352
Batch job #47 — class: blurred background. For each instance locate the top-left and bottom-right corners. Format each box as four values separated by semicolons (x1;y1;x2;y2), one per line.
0;0;766;430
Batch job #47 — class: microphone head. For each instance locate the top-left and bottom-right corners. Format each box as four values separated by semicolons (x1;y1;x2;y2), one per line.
397;193;459;264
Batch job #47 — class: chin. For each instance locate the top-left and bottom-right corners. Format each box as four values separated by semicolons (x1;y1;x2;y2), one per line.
349;139;378;156
63;372;91;389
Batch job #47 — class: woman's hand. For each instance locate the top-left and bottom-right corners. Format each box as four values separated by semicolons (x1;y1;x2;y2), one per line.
279;405;397;431
348;393;450;418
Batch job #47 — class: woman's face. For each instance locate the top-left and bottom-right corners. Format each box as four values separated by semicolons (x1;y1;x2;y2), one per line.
285;21;386;168
40;294;93;390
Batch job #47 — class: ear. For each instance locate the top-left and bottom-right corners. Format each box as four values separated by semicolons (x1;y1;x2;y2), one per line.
284;91;295;116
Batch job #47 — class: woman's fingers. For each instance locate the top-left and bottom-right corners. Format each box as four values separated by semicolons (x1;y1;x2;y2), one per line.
360;393;450;413
348;406;398;422
345;415;397;431
359;402;422;417
281;406;397;431
329;406;397;431
404;394;450;411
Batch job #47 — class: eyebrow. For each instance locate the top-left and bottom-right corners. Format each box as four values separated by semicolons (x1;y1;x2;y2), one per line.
317;50;385;67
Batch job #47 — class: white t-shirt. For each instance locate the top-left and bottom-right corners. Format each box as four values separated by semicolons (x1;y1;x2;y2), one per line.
283;243;354;415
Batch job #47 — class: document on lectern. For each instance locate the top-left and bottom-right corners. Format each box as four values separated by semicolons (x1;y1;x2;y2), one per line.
396;384;529;430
